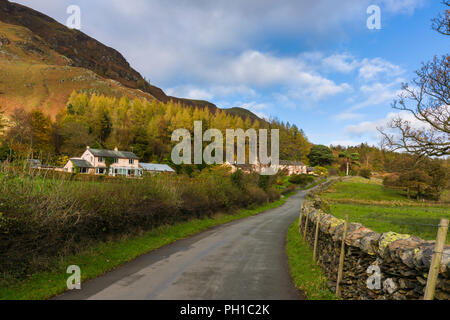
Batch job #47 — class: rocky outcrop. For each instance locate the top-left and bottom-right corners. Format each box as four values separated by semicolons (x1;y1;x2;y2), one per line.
300;197;450;300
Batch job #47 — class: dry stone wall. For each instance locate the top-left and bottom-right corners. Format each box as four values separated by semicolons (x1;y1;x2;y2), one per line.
300;196;450;300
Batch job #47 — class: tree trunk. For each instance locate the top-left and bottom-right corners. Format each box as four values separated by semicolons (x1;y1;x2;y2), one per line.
346;160;349;176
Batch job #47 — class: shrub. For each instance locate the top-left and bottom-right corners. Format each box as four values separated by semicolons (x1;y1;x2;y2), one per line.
314;166;328;176
281;185;296;196
289;174;315;186
359;168;372;179
0;163;279;276
328;168;339;176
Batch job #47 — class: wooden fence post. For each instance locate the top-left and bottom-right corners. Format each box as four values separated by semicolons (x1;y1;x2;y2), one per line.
336;215;349;298
313;217;320;262
298;208;303;234
303;211;310;241
424;218;449;300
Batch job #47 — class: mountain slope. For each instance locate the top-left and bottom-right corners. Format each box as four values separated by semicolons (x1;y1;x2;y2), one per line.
0;0;240;117
0;20;159;116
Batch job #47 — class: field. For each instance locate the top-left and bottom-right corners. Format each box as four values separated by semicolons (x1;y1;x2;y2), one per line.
321;177;450;242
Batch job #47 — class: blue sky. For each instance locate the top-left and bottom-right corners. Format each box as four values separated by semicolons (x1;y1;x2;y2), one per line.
13;0;449;146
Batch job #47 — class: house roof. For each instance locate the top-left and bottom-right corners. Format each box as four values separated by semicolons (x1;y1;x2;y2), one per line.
139;163;175;172
279;160;306;166
70;158;94;168
26;159;42;168
88;148;139;160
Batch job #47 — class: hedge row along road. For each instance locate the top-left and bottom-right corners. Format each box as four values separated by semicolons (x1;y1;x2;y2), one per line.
55;191;310;300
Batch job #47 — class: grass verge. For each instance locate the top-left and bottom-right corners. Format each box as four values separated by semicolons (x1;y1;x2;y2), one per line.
0;194;294;300
330;203;450;243
286;219;337;300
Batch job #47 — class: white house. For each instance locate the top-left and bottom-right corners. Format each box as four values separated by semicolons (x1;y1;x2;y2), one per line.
64;146;143;177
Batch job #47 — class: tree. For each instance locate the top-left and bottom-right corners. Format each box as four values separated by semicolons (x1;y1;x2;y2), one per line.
383;157;448;200
307;145;335;166
339;151;360;176
379;2;449;157
29;109;53;155
4;108;32;157
432;1;450;36
359;167;372;179
56;120;96;156
0;105;6;133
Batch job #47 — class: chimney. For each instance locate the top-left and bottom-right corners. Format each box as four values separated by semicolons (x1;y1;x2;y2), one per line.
114;146;118;152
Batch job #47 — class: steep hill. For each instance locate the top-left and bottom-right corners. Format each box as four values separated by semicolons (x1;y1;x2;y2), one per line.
0;0;255;119
0;20;157;116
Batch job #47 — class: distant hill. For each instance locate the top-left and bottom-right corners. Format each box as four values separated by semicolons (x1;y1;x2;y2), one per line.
0;0;261;121
224;107;262;121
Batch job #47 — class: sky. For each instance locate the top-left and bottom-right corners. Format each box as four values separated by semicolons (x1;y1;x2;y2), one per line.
12;0;449;147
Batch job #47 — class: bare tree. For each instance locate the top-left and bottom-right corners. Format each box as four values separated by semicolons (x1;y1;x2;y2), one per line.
432;1;450;36
379;3;449;158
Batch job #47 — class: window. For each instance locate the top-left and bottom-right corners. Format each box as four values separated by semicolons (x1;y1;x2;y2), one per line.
129;158;134;165
98;157;103;163
113;158;118;164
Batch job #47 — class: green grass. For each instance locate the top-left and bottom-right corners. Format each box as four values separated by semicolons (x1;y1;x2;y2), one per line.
330;203;450;243
0;194;293;300
322;179;408;202
301;178;327;191
320;177;450;243
286;219;337;300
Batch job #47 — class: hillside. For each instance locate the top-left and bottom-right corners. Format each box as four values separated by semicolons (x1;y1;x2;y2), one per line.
0;0;256;120
0;21;159;116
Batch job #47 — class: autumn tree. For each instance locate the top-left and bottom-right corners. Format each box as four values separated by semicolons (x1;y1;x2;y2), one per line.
383;157;448;200
0;105;5;133
3;108;53;158
380;2;449;157
4;108;32;157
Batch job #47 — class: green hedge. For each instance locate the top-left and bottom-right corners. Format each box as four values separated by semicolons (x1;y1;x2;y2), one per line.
0;166;280;277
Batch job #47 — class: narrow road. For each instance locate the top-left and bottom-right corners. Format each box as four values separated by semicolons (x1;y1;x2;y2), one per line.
56;190;308;300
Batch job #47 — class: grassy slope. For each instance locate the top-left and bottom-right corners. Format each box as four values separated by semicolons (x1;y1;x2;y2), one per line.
286;219;337;300
321;177;450;242
0;194;293;300
0;21;156;118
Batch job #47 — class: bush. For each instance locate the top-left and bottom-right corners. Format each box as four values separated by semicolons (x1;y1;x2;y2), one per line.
328;168;339;176
314;166;328;176
281;185;296;196
288;174;315;186
0;164;279;276
359;168;372;179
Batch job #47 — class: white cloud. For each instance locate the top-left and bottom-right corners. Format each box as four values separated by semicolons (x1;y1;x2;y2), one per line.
348;79;405;111
233;101;271;120
333;112;364;121
165;50;353;101
165;87;214;101
380;0;426;14
358;58;404;81
329;139;364;147
323;54;359;73
344;111;430;136
166;85;257;101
